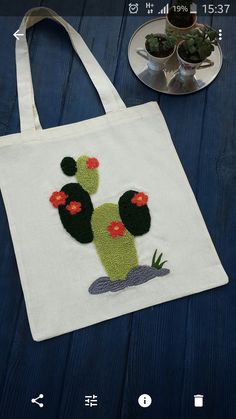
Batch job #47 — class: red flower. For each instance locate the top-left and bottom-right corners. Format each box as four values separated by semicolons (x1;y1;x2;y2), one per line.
107;221;126;238
86;157;99;169
50;191;68;208
131;192;148;207
66;201;82;215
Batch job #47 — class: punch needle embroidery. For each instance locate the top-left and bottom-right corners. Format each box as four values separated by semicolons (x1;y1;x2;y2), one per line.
50;191;68;208
66;201;82;215
50;155;170;293
131;192;148;206
107;221;126;238
86;157;99;169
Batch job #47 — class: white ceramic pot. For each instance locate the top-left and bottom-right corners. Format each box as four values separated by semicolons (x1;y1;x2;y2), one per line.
136;42;176;72
166;6;197;40
177;42;214;77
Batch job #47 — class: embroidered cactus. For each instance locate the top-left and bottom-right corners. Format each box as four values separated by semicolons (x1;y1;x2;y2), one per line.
61;155;99;194
92;203;138;280
58;183;94;243
76;156;99;194
119;190;151;236
50;155;151;281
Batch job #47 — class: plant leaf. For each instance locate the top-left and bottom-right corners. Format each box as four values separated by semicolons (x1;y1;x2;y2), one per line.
156;252;163;265
152;249;157;266
159;260;167;269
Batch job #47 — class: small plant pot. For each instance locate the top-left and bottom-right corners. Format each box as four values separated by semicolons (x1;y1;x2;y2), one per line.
136;35;176;72
166;6;197;40
177;42;214;77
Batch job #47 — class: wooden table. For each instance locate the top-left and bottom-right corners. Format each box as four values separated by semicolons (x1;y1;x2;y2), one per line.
0;4;235;419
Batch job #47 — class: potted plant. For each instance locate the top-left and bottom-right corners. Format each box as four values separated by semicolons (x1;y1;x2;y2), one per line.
136;33;176;71
166;0;197;38
177;25;218;76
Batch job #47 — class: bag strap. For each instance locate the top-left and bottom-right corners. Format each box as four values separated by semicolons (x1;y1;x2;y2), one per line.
16;7;126;132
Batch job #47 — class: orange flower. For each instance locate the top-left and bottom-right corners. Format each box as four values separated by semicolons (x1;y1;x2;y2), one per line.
66;201;82;215
50;191;68;208
86;157;99;169
131;192;148;207
107;221;126;238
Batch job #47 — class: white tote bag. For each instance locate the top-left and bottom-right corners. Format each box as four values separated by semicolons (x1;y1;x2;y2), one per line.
0;8;228;341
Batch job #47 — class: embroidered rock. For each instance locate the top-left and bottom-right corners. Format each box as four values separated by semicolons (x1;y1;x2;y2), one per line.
88;265;170;294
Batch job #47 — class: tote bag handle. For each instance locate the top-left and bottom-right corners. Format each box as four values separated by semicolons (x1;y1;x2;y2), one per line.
15;7;126;132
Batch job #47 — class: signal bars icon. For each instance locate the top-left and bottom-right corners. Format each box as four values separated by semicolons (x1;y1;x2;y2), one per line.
158;2;197;15
158;3;169;14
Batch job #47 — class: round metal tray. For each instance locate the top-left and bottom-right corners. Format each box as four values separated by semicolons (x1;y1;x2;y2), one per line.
128;17;223;95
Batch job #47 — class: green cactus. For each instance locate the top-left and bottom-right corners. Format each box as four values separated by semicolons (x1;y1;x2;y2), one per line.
51;155;151;283
119;190;151;236
60;155;99;194
58;183;94;243
76;155;99;194
91;203;138;280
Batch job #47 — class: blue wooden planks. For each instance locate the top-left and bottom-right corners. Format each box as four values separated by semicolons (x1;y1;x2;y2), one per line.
176;15;236;419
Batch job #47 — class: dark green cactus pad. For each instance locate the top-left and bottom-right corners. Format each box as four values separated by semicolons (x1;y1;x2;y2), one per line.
118;190;151;236
61;157;77;176
59;183;94;243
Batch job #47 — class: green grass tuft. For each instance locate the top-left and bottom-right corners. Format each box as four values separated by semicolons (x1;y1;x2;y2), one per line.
151;250;167;270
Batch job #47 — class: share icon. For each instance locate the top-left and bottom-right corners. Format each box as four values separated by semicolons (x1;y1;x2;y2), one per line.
31;394;44;408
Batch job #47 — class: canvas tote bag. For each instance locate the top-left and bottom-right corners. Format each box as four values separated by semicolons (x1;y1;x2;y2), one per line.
0;7;228;341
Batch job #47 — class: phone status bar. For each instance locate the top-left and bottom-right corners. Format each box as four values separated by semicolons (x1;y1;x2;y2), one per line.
0;1;235;16
127;2;232;16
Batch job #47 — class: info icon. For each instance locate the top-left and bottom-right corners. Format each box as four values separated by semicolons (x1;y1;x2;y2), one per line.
138;394;152;408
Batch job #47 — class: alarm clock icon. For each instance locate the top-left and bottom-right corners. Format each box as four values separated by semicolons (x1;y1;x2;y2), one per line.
128;3;139;14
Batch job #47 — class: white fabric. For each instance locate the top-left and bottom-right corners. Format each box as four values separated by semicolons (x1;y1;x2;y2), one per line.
0;8;228;341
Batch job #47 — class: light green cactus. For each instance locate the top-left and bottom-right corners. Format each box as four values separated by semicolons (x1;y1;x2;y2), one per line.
91;203;138;280
76;155;99;194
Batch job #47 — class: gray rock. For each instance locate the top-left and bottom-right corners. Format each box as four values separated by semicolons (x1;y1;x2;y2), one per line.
89;265;170;295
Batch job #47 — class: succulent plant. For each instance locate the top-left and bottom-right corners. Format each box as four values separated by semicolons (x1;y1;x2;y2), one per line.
179;25;218;63
145;33;176;57
152;250;167;270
